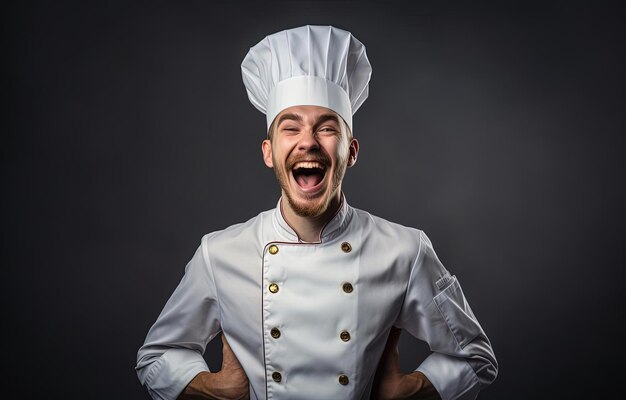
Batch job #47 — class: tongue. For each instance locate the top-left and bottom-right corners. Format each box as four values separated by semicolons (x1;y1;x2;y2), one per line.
296;172;323;189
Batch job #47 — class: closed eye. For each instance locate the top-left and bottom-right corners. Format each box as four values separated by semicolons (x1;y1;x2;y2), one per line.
317;127;339;135
281;127;300;133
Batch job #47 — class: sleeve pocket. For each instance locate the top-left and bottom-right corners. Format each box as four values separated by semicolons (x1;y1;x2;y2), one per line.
433;276;484;349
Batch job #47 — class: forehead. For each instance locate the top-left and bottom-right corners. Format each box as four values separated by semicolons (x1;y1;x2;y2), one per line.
275;105;340;124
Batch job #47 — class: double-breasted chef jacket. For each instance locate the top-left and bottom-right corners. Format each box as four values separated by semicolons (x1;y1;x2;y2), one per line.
136;196;498;400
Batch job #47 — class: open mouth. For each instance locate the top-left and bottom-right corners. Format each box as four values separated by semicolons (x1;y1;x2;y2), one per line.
291;161;327;191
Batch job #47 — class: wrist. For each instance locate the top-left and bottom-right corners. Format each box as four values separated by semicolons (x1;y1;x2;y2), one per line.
405;371;441;400
178;371;213;399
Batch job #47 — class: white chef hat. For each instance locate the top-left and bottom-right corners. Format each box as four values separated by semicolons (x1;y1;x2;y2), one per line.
241;25;372;132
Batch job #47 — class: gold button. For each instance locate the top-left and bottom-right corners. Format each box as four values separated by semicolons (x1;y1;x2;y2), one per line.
270;328;281;339
338;374;349;385
269;283;279;293
340;330;351;342
272;371;282;382
269;245;279;255
342;282;353;293
341;242;352;253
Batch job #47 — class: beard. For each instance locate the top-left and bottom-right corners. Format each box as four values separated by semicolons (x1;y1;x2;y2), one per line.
273;150;348;218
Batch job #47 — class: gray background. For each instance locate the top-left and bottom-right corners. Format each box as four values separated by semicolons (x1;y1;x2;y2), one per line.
4;1;625;399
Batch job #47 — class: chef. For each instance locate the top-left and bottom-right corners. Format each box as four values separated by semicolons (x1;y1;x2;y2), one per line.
136;25;498;400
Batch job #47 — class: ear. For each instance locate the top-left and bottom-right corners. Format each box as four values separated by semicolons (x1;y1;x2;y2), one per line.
262;139;274;168
347;138;359;168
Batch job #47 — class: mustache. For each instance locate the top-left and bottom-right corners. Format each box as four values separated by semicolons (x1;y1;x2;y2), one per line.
286;152;330;170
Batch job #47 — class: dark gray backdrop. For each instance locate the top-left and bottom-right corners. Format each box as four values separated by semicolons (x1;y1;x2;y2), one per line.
5;1;625;399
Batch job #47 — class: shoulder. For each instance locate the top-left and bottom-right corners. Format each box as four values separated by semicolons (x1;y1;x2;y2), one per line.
350;206;425;260
200;208;273;249
353;207;449;278
351;206;423;240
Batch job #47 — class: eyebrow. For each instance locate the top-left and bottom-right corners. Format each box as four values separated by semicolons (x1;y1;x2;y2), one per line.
277;113;340;128
277;113;303;126
313;114;340;129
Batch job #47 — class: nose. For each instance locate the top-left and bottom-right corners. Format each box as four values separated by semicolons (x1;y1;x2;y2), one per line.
297;129;320;152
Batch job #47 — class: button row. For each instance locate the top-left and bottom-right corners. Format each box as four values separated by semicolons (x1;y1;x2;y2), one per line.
268;327;351;342
266;242;353;389
270;372;350;385
267;242;353;255
268;282;354;294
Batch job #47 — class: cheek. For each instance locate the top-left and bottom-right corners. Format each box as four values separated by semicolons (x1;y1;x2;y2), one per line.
271;146;289;170
334;138;351;165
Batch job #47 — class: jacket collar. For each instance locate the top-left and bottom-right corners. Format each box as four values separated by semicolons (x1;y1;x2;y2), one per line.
272;194;353;243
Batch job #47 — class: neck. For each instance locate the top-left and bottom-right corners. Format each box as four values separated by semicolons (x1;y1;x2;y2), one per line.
281;193;342;242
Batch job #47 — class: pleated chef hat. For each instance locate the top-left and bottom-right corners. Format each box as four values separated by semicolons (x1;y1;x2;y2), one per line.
241;25;372;132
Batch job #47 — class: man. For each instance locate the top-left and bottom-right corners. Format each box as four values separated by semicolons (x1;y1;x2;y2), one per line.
136;25;498;400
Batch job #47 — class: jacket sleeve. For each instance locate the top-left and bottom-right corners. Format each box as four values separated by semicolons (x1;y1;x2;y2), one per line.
394;230;498;400
135;234;222;400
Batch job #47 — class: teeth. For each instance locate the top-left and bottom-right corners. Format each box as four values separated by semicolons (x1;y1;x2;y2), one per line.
293;161;325;170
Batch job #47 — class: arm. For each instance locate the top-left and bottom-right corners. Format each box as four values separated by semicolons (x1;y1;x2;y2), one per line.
136;235;247;400
393;231;498;400
372;326;441;400
177;335;249;400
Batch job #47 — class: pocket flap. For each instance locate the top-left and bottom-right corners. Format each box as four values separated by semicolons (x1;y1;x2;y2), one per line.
433;276;483;349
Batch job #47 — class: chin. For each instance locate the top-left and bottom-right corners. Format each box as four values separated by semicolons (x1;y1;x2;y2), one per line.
285;191;329;218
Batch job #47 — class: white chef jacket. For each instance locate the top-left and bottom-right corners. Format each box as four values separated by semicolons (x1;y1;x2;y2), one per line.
136;197;497;400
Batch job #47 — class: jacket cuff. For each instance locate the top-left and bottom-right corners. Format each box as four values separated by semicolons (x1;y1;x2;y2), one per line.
417;352;480;400
143;348;209;400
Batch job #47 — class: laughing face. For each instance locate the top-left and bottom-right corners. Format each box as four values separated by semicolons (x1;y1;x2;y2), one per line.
262;105;359;219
